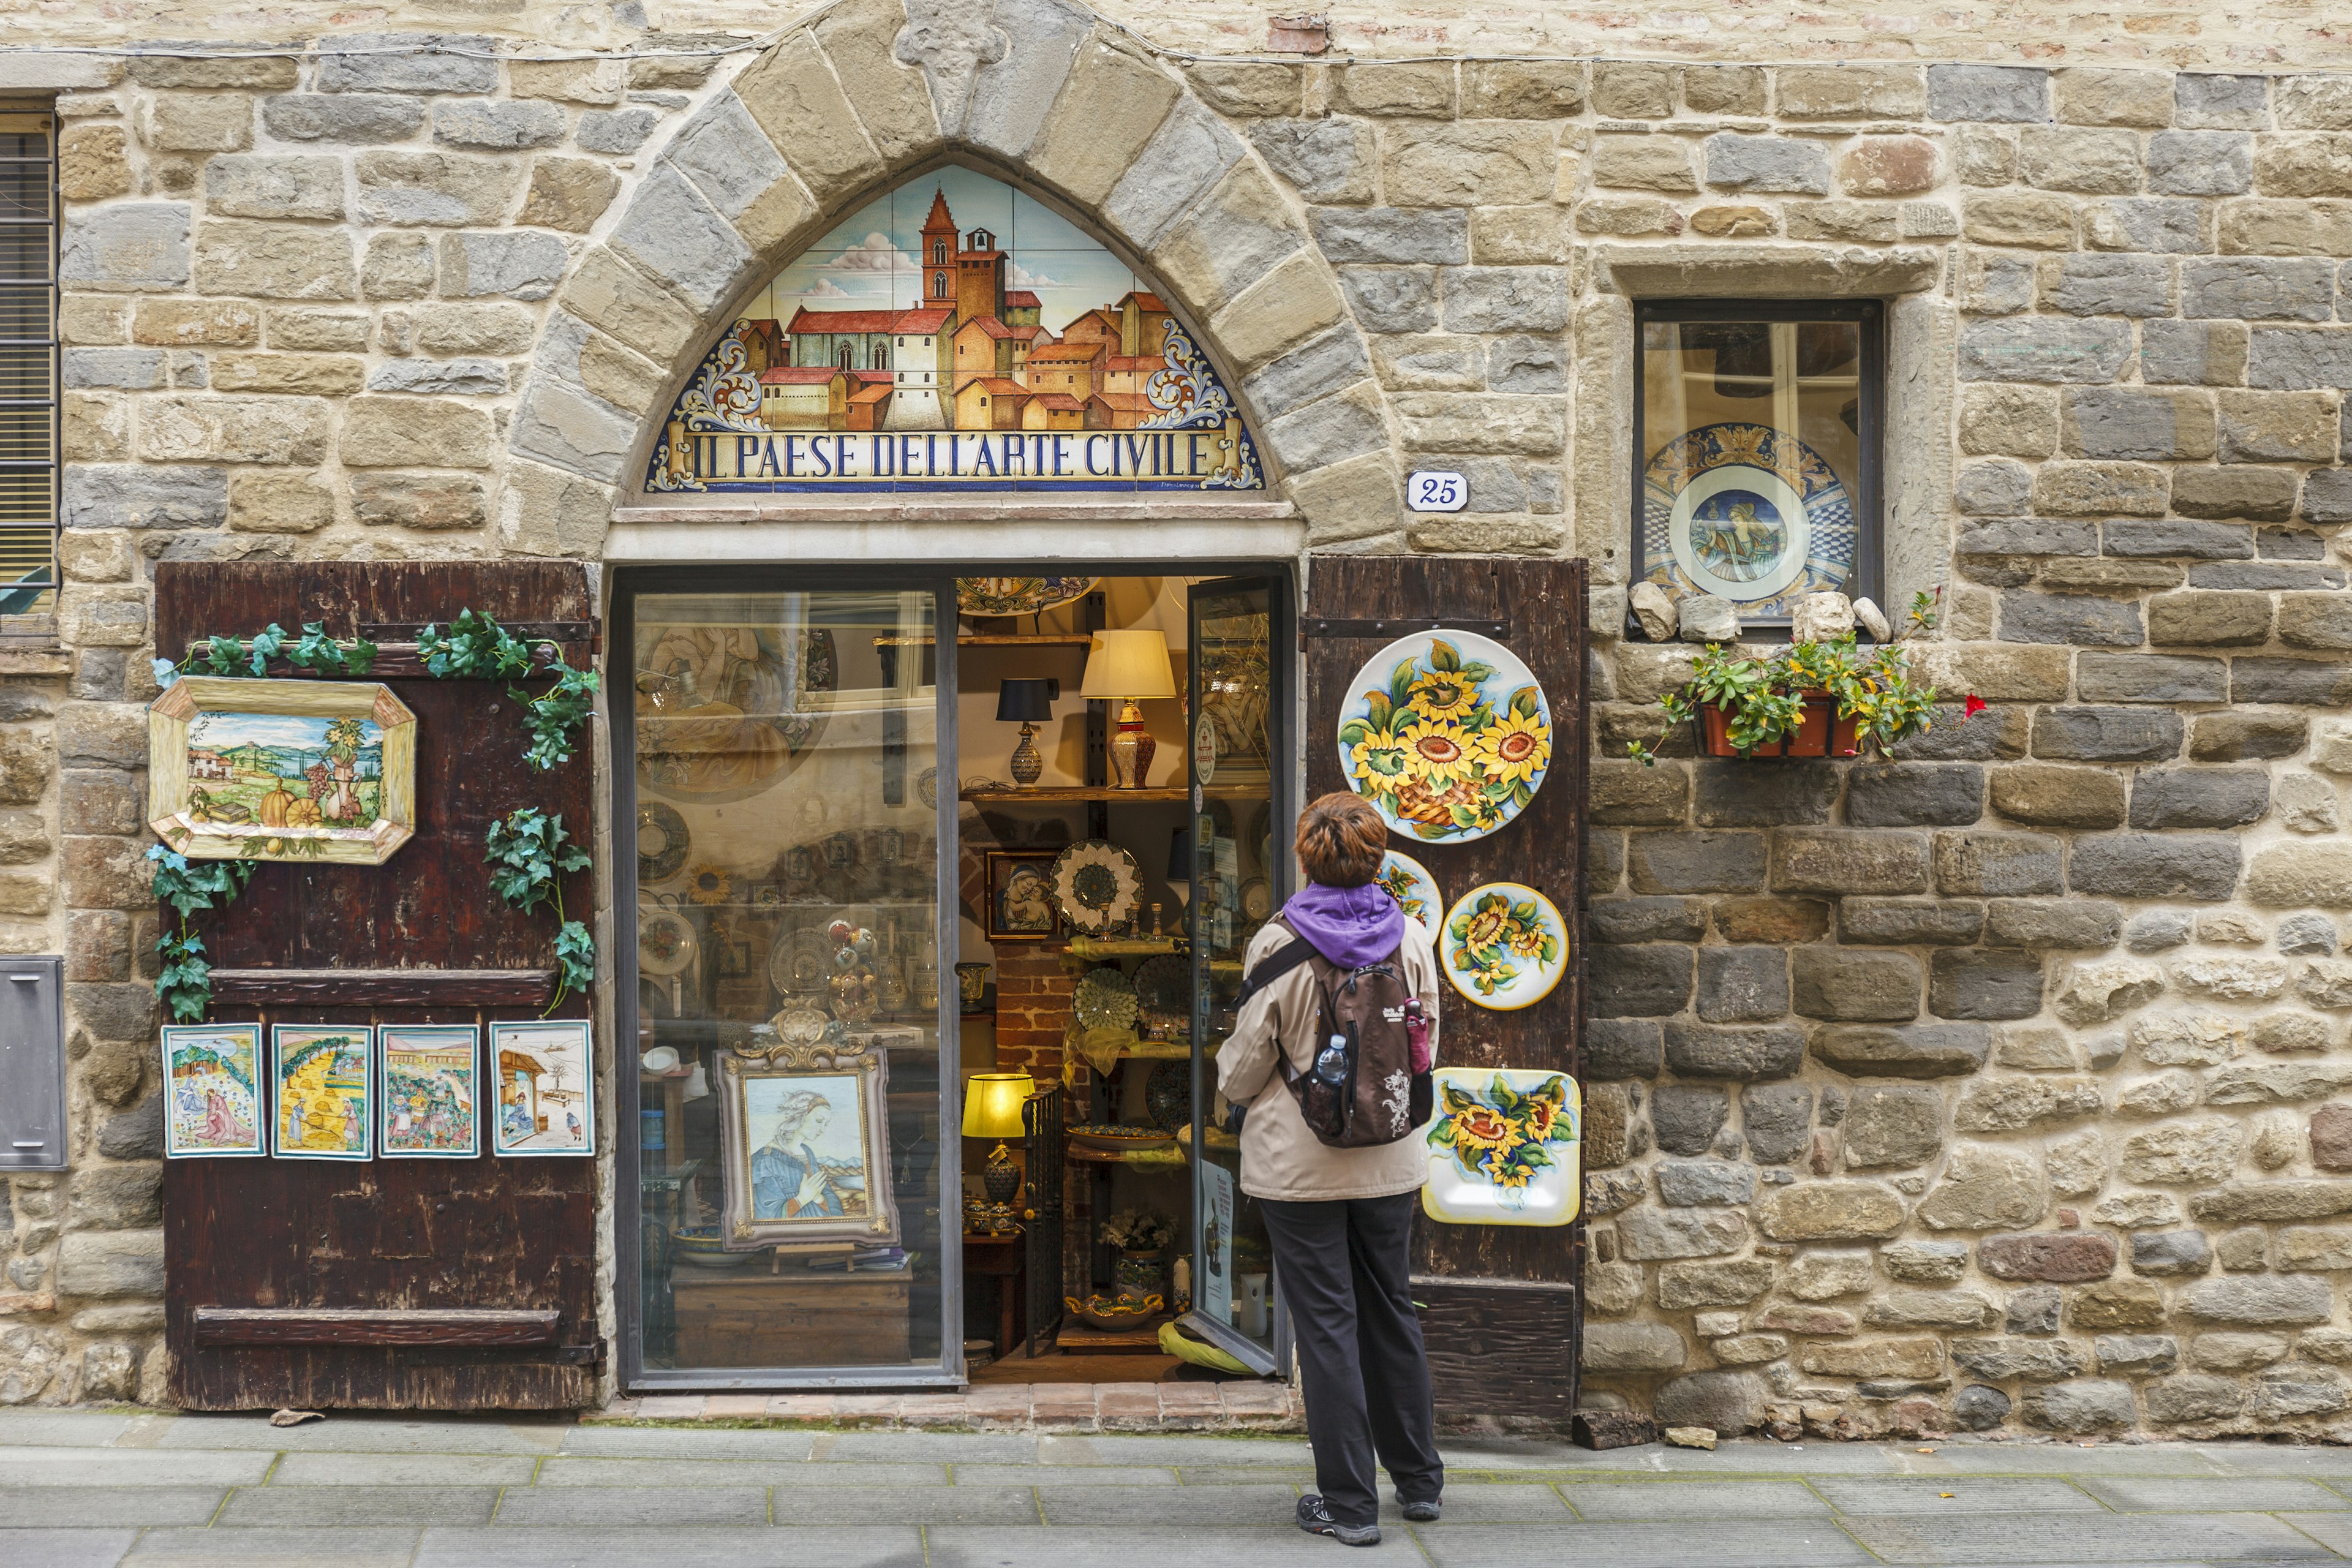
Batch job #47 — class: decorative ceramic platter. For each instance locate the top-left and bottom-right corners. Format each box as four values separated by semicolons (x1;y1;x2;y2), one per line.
1133;953;1189;1015
1642;421;1856;620
1439;882;1567;1011
636;801;691;884
1052;839;1141;935
958;577;1100;617
1422;1068;1580;1228
1374;850;1444;945
766;924;831;997
1335;630;1551;845
639;907;698;978
1239;876;1273;922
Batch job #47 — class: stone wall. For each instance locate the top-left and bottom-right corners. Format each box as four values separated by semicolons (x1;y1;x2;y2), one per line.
1;8;2350;1435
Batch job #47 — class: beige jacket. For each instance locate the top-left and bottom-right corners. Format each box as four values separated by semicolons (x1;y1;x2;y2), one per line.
1214;917;1443;1202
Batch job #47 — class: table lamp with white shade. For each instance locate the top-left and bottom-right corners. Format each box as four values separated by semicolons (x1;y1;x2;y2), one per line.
1079;629;1177;790
962;1070;1036;1204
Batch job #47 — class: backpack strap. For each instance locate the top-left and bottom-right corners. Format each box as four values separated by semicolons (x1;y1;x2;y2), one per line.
1235;915;1319;1009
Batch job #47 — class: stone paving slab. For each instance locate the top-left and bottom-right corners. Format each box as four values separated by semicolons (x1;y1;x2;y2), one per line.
149;1416;567;1455
1374;1483;1572;1523
214;1485;499;1527
0;1450;273;1489
1414;1518;1879;1566
1809;1476;2105;1515
533;1456;942;1488
1034;1481;1298;1525
0;1487;224;1527
948;1462;1180;1487
554;1427;820;1460
1841;1509;2334;1562
0;1414;134;1449
2081;1476;2352;1513
0;1529;138;1567
924;1523;1428;1565
119;1525;422;1566
814;1430;1038;1462
412;1524;927;1566
1896;1444;2239;1477
1555;1477;1836;1520
490;1483;770;1526
766;1485;1042;1526
266;1452;540;1487
2277;1512;2352;1555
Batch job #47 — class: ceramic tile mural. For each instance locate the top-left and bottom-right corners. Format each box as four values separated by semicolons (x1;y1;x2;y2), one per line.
647;167;1261;494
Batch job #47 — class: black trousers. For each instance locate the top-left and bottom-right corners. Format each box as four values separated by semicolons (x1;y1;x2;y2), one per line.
1260;1193;1444;1527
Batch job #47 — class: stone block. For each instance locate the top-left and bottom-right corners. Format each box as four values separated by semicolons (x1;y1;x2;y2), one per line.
1989;763;2127;828
2278;916;2343;957
2251;327;2352;391
1844;764;1984;829
1583;1321;1689;1372
1812;1022;1994;1079
1650;1085;1729;1158
2057;68;2174;127
1962;251;2036;315
136;394;328;465
203;154;344;222
2142;320;2249;386
1959;317;2133;386
2280;594;2352;652
2019;127;2144;194
2076;655;2227;704
605;165;753;315
349;473;486;531
2064;385;2213;460
1656;1161;1760;1209
1843;1085;1944;1169
2024;1380;2137;1433
2030;708;2181;764
1383;122;1559;209
1617;1206;1746;1261
1929;948;2048;1020
2247;842;2352;908
1742;1083;1814;1164
1961;385;2060;458
2128;768;2269;829
2235;658;2352;705
226;472;333;534
1963;192;2078;249
1986;899;2123;949
1915;1142;2048;1231
1692;762;1836;827
1467;60;1585;118
1717;898;1832;944
315;32;496;94
339;396;492;469
1869;1287;2000;1331
2217;198;2352;256
1791;947;1921;1023
1770;830;1929;896
61;205;190;293
361;235;435;302
1839;137;1939;197
2180;1275;2332;1325
1934;831;2064;897
55;1230;162;1298
1585;1019;1662;1081
1704;135;1829;195
1953;1336;2088;1381
575;107;658;154
2179;73;2269;129
355;151;522;228
519;156;621;235
1930;64;2051;123
258;92;424;143
1757;1182;1905;1242
1695;946;1787;1023
1250;118;1373;205
2084;195;2209;253
1839;899;1986;946
1593;135;1695;193
1629;831;1766;894
1663;1023;1804;1082
1998;592;2143;647
1438;267;1566;334
1590;943;1691;1018
431;99;564;151
2035;461;2170;517
1979;1233;2116;1283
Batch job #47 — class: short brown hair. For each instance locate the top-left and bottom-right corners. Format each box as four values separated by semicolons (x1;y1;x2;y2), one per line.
1296;791;1387;888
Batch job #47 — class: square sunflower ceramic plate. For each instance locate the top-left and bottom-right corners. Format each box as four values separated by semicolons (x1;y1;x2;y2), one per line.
1422;1068;1579;1228
1335;630;1551;844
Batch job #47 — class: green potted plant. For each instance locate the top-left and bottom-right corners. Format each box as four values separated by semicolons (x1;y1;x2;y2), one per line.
1630;593;1977;763
1102;1207;1176;1301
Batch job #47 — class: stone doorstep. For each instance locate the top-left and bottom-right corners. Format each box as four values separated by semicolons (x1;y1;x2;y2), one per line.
587;1383;1304;1433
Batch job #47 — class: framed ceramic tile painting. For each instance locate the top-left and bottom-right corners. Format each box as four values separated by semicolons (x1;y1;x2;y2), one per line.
271;1025;372;1161
714;1038;897;1250
378;1025;480;1159
149;677;417;865
162;1024;265;1158
1421;1068;1580;1228
489;1020;594;1156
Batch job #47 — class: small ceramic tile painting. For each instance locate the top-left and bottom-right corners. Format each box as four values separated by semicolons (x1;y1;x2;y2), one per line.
379;1025;480;1158
162;1024;264;1158
1421;1068;1580;1229
272;1025;372;1161
489;1020;594;1157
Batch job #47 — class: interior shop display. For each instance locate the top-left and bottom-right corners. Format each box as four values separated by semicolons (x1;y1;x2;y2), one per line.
1422;1069;1581;1227
1374;850;1444;946
825;919;880;1027
161;1023;264;1159
985;850;1060;941
1079;630;1178;790
489;1020;594;1157
634;619;835;804
1068;1291;1163;1331
955;961;992;1014
271;1026;372;1161
994;677;1057;786
636;801;692;884
1071;966;1139;1033
150;677;418;865
1440;883;1569;1011
377;1025;480;1159
962;1070;1035;1205
717;1035;899;1250
959;577;1100;617
1336;630;1551;844
1050;840;1141;935
638;907;698;979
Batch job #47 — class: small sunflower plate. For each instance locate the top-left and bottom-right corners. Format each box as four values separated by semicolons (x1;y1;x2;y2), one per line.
1439;882;1567;1011
639;907;698;978
1051;839;1141;935
1375;850;1444;946
1335;629;1551;845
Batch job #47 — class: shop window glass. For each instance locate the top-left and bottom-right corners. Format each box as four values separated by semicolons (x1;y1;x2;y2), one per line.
1634;302;1881;627
629;589;946;1376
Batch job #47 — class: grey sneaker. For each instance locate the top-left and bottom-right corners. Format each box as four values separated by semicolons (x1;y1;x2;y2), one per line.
1298;1494;1382;1547
1401;1496;1442;1522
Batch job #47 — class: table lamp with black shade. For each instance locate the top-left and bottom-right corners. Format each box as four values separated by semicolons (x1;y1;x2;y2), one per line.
995;679;1057;788
962;1070;1036;1204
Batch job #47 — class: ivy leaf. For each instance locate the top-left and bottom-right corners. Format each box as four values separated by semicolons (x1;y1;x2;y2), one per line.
202;635;243;676
151;658;179;690
246;623;288;676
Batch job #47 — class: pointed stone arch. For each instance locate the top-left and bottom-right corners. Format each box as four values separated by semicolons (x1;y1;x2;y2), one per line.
502;0;1399;551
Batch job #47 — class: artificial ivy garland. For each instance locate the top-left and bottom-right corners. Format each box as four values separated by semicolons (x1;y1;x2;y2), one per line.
148;609;603;1022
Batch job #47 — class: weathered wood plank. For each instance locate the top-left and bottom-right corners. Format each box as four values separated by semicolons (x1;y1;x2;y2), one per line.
194;1307;562;1348
1413;1276;1581;1425
206;970;557;1006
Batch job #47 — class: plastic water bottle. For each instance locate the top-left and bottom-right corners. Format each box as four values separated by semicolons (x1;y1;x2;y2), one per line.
1314;1033;1349;1082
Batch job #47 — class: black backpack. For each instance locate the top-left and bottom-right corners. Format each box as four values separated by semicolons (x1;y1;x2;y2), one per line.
1235;915;1432;1148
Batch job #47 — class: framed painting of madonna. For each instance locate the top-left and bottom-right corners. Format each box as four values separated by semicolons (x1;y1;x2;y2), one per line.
715;1039;899;1251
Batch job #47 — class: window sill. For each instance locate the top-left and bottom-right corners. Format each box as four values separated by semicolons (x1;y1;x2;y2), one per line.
0;646;70;676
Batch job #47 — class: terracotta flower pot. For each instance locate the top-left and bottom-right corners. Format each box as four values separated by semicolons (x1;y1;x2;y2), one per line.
1698;696;1861;758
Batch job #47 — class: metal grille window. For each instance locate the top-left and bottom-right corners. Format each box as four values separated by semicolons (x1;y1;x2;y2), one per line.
0;112;52;638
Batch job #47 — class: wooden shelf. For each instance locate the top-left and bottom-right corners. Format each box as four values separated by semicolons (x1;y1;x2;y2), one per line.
207;967;555;1006
875;634;1095;648
961;786;1186;803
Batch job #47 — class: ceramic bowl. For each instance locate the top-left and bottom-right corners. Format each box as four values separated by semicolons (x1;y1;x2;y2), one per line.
641;1046;681;1074
670;1225;756;1268
1066;1292;1164;1330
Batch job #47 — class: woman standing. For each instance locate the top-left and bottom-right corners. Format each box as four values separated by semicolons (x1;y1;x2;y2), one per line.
1215;792;1444;1547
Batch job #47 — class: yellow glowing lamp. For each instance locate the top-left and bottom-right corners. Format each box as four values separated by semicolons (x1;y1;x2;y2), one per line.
962;1071;1036;1205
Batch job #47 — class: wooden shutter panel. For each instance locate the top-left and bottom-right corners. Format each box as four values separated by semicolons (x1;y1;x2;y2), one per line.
156;562;600;1411
1303;556;1588;1425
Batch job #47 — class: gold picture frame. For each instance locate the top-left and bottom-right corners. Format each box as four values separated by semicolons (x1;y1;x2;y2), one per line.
148;677;417;865
715;1039;898;1251
984;850;1061;942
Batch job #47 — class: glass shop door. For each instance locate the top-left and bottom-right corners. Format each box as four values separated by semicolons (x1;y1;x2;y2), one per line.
1185;576;1289;1374
617;575;962;1389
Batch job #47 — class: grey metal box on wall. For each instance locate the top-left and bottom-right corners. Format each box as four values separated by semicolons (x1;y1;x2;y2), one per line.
0;956;64;1171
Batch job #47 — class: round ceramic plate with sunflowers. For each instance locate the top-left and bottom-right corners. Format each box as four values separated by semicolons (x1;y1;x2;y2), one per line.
1439;882;1567;1011
1335;630;1551;843
1375;850;1444;946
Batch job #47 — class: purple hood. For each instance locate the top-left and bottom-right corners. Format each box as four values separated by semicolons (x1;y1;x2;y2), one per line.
1281;880;1406;970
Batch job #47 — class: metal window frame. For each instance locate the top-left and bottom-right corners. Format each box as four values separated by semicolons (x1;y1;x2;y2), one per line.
1629;297;1886;636
0;111;55;642
611;556;1299;1393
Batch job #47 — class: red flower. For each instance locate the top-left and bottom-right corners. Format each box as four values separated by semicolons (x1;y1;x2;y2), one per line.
1963;694;1987;718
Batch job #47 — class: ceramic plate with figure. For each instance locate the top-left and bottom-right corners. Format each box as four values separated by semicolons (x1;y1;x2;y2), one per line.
489;1020;594;1157
1439;882;1567;1011
1641;421;1856;619
716;1042;898;1250
1336;630;1551;845
378;1025;479;1159
1422;1068;1580;1227
1374;851;1444;946
162;1024;263;1158
272;1026;372;1161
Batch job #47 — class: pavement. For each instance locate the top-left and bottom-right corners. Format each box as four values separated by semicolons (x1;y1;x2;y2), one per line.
10;1409;2352;1566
